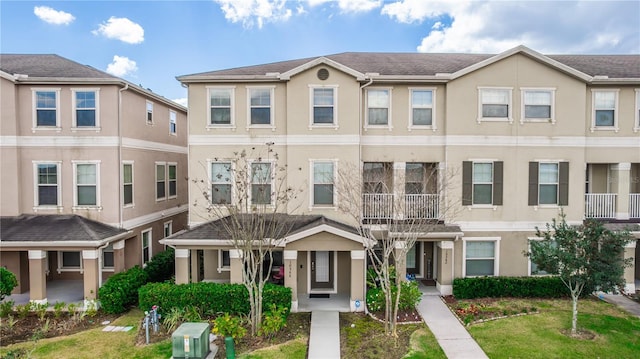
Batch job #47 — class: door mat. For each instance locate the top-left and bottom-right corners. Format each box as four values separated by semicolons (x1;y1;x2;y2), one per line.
421;279;436;287
309;293;330;298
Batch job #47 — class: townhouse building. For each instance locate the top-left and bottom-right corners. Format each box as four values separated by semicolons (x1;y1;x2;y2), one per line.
165;46;640;312
0;54;189;304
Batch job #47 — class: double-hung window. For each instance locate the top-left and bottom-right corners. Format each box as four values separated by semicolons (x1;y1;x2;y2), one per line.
462;161;503;206
156;162;166;200
33;89;60;128
464;239;499;277
218;250;231;272
410;88;435;129
248;87;274;126
74;162;99;207
73;89;98;128
208;87;234;126
169;110;177;135
538;163;559;205
103;244;114;270
522;89;554;123
312;161;335;206
478;87;512;122
592;90;618;130
168;163;177;198
211;162;232;204
34;162;61;207
367;89;391;127
311;86;337;127
472;163;493;205
141;229;152;264
528;161;569;206
123;162;134;206
146;101;153;124
251;162;272;205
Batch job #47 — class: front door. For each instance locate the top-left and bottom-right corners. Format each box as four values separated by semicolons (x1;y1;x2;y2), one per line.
406;242;421;276
310;251;334;290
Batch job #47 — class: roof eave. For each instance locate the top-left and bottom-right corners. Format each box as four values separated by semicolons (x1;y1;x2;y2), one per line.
0;230;132;249
590;78;640;85
177;75;282;84
279;56;366;81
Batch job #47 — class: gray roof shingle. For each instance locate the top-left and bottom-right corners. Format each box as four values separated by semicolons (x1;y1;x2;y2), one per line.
0;214;128;243
0;54;116;79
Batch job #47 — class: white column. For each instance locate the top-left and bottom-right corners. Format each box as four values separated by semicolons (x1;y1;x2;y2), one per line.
611;163;631;220
284;250;298;312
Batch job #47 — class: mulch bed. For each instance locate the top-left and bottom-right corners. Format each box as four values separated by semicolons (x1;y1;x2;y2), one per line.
368;308;423;323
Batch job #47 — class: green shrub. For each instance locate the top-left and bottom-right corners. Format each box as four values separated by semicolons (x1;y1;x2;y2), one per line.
15;303;31;319
0;300;14;318
98;266;148;314
365;280;422;312
0;267;18;301
53;302;66;319
212;313;246;342
366;287;385;312
259;304;288;338
452;276;595;299
143;247;175;283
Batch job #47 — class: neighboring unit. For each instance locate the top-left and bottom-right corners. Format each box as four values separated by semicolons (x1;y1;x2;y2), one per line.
0;54;188;304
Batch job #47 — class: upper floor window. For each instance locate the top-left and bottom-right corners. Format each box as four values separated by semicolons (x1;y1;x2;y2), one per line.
164;221;173;238
405;163;437;194
142;229;152;264
146;101;154;124
210;162;232;205
410;89;435;129
74;162;100;208
73;89;99;128
168;163;177;199
312;161;335;206
592;90;618;131
367;89;391;127
156;162;166;200
123;162;134;206
521;89;554;123
208;87;234;127
462;161;503;206
528;161;569;206
478;87;512;123
169;110;177;135
34;162;61;207
363;162;392;193
33;89;60;128
311;86;337;127
251;162;272;205
248;87;274;127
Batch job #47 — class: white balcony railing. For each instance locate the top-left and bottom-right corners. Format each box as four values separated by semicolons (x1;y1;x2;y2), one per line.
405;194;439;219
363;193;394;219
630;193;640;219
585;193;617;219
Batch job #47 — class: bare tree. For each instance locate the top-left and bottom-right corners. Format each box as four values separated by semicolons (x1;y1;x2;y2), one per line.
337;161;459;337
192;143;302;336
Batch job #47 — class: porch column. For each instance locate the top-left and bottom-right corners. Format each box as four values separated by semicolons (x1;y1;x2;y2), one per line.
393;162;406;219
190;250;201;283
229;249;243;284
82;250;99;300
284;250;298;312
28;250;47;304
113;240;126;273
394;241;407;281
175;249;190;284
436;241;454;295
611;163;631;220
350;250;365;312
624;240;637;293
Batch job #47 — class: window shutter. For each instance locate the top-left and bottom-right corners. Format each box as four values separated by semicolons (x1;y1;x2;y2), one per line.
558;162;569;206
528;162;538;205
462;161;472;205
493;161;503;205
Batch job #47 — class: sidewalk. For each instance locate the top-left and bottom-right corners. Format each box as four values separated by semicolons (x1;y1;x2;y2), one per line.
417;296;489;359
308;310;340;359
598;293;640;318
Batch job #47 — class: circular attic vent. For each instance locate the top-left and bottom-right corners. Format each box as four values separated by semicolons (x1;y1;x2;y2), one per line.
317;68;330;81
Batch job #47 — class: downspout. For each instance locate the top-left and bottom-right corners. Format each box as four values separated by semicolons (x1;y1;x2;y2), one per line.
118;83;129;229
97;242;109;287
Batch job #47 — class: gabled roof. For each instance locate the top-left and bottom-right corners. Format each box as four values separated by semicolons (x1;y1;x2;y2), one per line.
0;214;131;247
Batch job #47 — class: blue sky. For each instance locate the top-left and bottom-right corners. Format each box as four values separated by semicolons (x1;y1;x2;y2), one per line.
1;0;639;105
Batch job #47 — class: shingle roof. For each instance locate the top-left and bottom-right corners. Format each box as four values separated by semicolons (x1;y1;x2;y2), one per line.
0;54;116;79
0;214;128;243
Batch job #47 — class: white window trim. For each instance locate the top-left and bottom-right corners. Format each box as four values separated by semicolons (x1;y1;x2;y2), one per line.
248;159;276;207
408;87;437;132
167;162;178;199
520;87;556;124
477;87;513;124
590;89;619;132
72;160;101;210
206;86;236;130
462;237;500;278
309;159;338;210
146;100;154;125
309;85;339;130
141;228;152;265
217;250;231;273
155;161;167;201
57;251;83;273
365;87;393;131
527;237;553;276
122;161;135;208
169;110;177;135
32;161;62;211
208;159;235;206
471;161;494;207
31;88;61;132
634;89;640;132
163;221;173;238
246;86;276;130
538;162;559;207
71;88;101;131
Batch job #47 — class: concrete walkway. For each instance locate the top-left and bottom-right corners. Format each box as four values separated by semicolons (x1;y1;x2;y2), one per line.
598;293;640;318
308;311;340;359
417;296;489;359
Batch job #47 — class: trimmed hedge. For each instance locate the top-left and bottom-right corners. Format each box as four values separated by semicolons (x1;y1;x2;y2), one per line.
138;282;291;316
143;247;175;283
98;266;148;314
452;276;597;299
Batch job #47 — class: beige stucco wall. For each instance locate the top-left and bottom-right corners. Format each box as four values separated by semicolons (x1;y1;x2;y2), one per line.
337;251;351;294
0;251;25;293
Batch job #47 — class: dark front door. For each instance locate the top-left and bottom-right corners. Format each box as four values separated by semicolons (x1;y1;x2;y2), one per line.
407;242;421;276
310;251;334;290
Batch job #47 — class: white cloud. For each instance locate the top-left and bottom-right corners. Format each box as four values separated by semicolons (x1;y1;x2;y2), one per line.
33;6;75;25
106;56;138;77
93;17;144;44
382;0;640;54
215;0;293;29
337;0;382;13
172;98;188;107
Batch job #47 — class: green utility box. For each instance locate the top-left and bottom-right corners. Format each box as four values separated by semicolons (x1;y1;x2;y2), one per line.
171;322;210;359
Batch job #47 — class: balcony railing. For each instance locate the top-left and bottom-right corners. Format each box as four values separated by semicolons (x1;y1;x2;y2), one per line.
363;193;394;219
405;194;439;219
630;194;640;219
585;193;617;219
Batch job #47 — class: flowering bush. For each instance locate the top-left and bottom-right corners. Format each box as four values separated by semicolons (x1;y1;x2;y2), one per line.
212;313;246;342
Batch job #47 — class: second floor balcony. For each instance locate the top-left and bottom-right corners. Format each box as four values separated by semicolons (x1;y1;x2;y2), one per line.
363;193;439;220
585;193;640;220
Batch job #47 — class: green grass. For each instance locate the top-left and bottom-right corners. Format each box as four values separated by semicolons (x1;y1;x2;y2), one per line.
467;298;640;359
238;337;307;359
402;328;447;359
